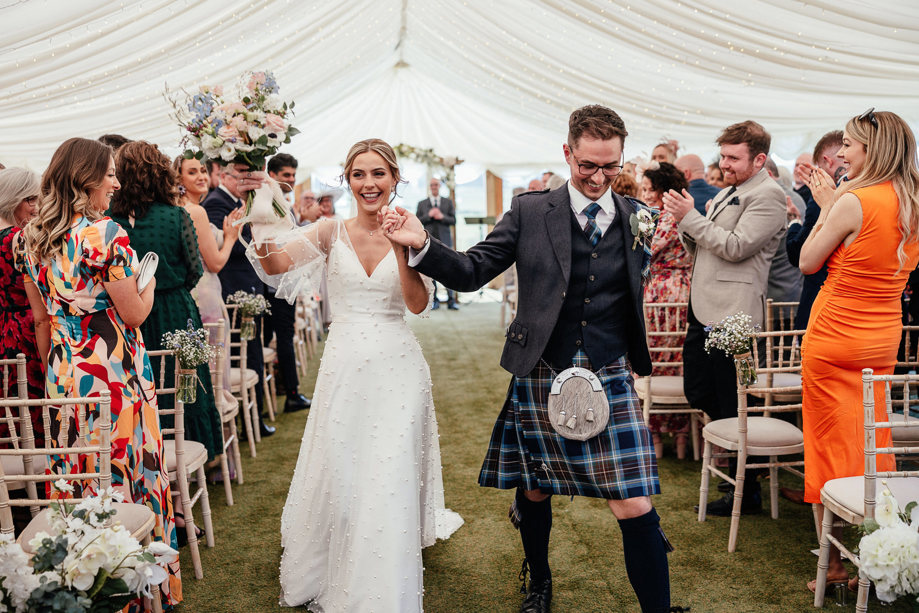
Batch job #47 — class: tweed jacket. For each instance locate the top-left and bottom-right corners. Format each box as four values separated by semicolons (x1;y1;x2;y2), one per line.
413;185;652;377
416;196;456;247
677;168;786;328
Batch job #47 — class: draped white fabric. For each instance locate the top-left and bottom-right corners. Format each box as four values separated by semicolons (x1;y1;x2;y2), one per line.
2;0;918;170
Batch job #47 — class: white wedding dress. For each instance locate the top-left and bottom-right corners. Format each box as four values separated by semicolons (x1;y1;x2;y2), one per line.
248;218;463;612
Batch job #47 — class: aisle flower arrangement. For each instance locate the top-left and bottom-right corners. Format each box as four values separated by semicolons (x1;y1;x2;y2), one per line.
227;291;271;340
168;70;298;217
858;486;919;605
0;482;178;612
162;321;216;404
704;312;760;385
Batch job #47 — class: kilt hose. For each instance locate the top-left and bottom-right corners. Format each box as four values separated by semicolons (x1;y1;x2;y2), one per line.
478;351;660;500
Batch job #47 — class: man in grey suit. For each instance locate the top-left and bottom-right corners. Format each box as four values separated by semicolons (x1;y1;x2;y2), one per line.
416;178;458;309
663;120;786;517
383;105;673;613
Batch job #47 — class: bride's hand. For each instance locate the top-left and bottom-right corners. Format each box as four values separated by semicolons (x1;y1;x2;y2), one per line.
381;206;426;250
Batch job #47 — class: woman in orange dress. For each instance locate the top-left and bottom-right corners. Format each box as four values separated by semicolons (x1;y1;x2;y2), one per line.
800;109;919;591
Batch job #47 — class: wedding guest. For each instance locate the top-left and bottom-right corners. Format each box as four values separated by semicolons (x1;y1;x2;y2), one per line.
18;137;181;606
763;158;804;307
651;140;678;164
202;164;274;437
247;138;462;612
611;171;639;198
416;178;458;310
317;190;343;220
664;120;787;517
207;160;221;191
640;163;693;459
527;178;544;191
0;168;45;445
97;133;130;152
109;141;224;472
793;152;814;190
705;162;726;189
542;171;555;185
266;153;311;412
294;190;320;226
675;154;720;214
545;174;566;191
800;109;919;594
385;105;674;613
786;130;845;329
174;155;241;424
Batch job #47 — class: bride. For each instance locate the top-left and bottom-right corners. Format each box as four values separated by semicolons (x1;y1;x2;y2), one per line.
245;138;463;611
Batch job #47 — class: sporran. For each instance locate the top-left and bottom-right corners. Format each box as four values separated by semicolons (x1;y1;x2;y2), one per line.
546;366;610;440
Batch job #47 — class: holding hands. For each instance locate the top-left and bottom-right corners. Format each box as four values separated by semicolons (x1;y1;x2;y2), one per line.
379;205;427;250
661;188;696;223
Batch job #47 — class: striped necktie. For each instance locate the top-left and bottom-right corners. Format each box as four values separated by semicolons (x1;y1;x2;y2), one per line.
583;202;602;247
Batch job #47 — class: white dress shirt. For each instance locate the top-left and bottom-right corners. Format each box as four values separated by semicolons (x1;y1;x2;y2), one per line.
567;181;615;235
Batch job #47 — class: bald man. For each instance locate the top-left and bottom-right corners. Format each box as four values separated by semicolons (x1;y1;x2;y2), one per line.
793;152;813;189
674;154;720;214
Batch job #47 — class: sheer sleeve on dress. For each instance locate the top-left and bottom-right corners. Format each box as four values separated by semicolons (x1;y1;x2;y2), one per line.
245;218;339;304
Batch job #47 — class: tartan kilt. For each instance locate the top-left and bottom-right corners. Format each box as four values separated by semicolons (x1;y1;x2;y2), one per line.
478;352;660;500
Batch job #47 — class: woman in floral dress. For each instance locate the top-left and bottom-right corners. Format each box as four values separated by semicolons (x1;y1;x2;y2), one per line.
18;138;181;608
0;168;45;445
640;162;694;458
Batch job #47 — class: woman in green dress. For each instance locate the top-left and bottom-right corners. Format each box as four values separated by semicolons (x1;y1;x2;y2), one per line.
109;141;223;465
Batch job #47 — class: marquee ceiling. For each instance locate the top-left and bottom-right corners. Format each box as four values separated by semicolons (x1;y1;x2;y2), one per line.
2;0;918;172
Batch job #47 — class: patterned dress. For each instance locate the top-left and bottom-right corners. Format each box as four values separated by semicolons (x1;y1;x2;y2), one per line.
0;227;45;445
16;215;182;608
642;210;693;433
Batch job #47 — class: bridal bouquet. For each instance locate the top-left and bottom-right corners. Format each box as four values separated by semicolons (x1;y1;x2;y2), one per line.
227;291;271;340
0;481;178;613
162;320;215;403
169;70;298;218
704;312;760;385
858;486;919;604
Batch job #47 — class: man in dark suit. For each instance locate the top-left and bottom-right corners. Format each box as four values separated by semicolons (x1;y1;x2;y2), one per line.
416;178;458;309
786;130;845;329
202;163;275;437
384;105;671;613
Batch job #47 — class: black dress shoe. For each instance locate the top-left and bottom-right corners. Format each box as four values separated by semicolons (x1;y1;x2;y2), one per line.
697;490;762;516
447;302;459;310
520;578;551;613
431;301;440;310
285;393;312;413
259;422;276;437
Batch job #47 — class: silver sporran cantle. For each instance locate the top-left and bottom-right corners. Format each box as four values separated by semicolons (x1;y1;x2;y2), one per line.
546;367;610;441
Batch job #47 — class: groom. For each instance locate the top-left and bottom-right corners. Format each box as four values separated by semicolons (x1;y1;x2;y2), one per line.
382;105;672;612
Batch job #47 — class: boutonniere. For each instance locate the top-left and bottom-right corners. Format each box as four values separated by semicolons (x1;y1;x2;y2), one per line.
629;208;659;250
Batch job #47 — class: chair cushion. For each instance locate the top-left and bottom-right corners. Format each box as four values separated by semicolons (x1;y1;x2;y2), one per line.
634;376;686;402
1;454;49;491
703;416;804;449
822;476;919;519
889;413;919;444
751;373;802;389
163;439;209;477
262;346;277;362
228;368;259;389
19;502;155;552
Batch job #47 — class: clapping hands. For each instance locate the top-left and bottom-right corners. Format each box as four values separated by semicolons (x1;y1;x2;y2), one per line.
804;166;836;209
378;206;427;250
661;188;696;223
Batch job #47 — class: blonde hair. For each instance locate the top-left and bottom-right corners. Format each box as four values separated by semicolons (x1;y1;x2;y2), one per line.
840;111;919;269
22;138;112;263
341;139;406;202
0;167;40;225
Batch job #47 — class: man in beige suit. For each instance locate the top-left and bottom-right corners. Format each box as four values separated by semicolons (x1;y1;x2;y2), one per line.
662;120;786;516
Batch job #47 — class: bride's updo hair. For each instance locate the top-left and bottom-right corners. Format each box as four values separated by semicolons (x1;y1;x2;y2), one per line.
341;139;407;202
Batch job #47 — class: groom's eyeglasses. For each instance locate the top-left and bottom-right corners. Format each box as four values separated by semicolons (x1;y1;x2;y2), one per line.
858;107;879;130
570;153;623;177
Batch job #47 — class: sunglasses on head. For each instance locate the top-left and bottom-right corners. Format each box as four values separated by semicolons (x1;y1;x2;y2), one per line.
858;107;879;130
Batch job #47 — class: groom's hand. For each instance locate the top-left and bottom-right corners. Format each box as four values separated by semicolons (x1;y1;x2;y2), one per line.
380;206;427;250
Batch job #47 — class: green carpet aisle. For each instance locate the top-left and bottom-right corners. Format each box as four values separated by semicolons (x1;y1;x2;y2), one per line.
178;302;912;612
